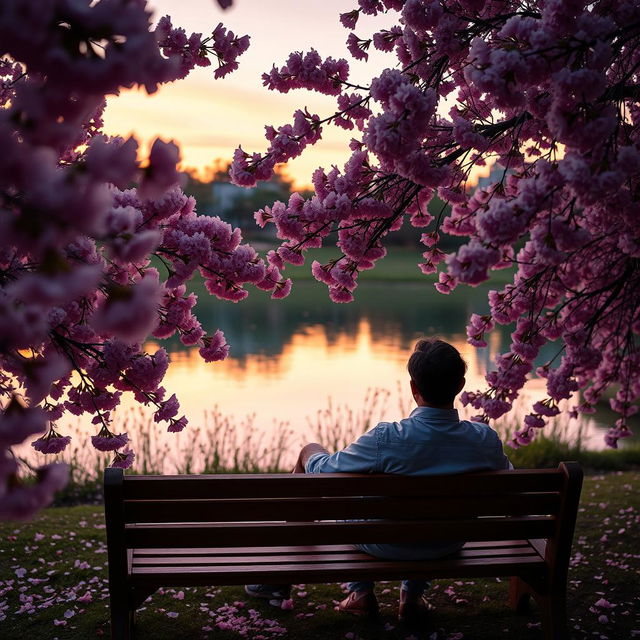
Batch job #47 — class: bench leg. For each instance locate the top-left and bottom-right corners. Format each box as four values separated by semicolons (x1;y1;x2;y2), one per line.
509;576;532;613
132;587;156;610
537;592;569;640
110;596;134;640
510;577;568;639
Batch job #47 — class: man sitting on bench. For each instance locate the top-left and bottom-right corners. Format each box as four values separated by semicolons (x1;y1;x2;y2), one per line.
245;338;512;624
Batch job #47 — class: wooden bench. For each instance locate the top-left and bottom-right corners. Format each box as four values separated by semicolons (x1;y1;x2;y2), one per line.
104;462;583;640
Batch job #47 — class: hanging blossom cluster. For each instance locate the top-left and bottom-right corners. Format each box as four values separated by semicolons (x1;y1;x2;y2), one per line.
0;0;290;519
230;0;640;449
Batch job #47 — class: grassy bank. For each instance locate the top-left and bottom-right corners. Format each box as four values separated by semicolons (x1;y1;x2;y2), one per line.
270;245;517;284
1;472;637;639
174;244;514;288
506;437;640;473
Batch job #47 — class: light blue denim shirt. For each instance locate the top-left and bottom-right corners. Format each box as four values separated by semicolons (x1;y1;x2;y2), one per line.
305;406;512;560
306;406;512;476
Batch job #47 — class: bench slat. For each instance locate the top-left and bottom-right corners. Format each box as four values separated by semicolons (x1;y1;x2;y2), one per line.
125;517;556;548
129;554;547;587
132;547;539;567
131;540;533;556
132;552;392;565
122;470;564;500
123;493;561;523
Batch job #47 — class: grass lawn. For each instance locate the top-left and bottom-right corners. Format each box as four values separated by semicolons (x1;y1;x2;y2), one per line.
1;472;638;639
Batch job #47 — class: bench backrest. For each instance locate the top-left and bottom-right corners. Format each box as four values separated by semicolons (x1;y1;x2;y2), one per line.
105;463;582;583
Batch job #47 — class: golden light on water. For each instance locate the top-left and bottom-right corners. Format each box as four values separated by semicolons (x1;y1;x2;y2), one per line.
159;319;495;431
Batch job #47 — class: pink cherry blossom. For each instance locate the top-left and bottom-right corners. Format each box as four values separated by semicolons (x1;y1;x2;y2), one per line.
91;429;129;452
0;461;68;521
110;449;136;469
0;397;48;448
154;394;180;423
92;272;163;344
137;139;182;201
31;428;72;455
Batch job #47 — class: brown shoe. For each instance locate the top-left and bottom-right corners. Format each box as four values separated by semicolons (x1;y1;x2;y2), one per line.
398;590;433;626
337;590;379;616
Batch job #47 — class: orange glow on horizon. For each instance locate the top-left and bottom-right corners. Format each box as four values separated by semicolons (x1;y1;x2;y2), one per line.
103;81;499;192
102;79;352;191
102;0;505;192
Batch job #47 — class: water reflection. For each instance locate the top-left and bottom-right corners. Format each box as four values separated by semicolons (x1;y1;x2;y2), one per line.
173;280;497;362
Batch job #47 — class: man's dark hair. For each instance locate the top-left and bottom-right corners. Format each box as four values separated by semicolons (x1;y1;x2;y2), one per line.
407;339;467;406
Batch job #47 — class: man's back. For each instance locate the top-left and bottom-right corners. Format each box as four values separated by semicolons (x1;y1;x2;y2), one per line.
305;406;512;560
306;406;511;477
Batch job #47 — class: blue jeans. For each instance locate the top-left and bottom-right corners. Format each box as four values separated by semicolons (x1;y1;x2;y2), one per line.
347;541;463;596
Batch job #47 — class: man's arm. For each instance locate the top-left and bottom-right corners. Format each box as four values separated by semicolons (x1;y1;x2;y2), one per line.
293;442;329;473
297;427;380;474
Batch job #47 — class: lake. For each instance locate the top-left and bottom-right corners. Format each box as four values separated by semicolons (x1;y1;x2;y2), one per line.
18;279;636;475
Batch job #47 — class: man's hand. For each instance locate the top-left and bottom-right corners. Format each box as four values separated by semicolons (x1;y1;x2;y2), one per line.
293;442;329;473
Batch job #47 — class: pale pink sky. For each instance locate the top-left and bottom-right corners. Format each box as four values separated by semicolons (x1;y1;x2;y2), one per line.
103;0;394;187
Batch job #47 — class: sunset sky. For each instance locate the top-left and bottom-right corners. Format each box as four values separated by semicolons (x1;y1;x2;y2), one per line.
102;0;394;188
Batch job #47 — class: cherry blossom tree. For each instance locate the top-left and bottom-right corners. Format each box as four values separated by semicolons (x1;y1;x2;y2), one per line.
230;0;639;451
0;0;292;519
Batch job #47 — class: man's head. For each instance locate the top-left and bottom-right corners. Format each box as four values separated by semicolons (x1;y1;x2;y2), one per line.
407;339;467;408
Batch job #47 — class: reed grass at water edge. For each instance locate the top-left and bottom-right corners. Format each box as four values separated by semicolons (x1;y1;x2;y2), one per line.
23;390;637;507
